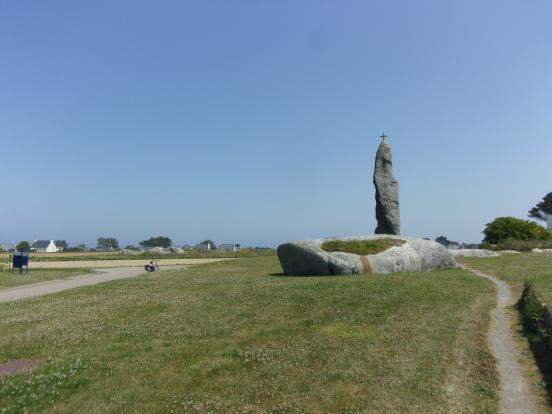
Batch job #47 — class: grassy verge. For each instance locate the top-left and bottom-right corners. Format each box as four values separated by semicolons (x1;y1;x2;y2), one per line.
0;268;93;289
0;257;498;413
459;253;552;405
321;238;405;255
459;253;552;301
515;282;552;408
1;248;275;262
517;283;549;346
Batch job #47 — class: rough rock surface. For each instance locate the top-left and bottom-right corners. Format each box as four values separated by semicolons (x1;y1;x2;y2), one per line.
119;249;141;255
374;138;400;235
277;235;456;276
450;249;500;258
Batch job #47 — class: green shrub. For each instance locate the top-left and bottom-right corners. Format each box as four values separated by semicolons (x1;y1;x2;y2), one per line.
320;239;405;255
15;241;30;252
482;217;552;244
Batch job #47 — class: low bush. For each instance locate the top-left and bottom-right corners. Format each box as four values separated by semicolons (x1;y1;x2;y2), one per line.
483;217;552;245
321;239;405;255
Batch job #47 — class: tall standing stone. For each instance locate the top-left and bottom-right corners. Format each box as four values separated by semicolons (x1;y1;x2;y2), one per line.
373;135;400;235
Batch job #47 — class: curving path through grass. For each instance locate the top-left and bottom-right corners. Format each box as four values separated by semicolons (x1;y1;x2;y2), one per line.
460;264;539;414
0;266;185;303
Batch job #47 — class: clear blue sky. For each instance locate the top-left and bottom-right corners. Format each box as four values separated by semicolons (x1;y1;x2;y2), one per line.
1;1;551;248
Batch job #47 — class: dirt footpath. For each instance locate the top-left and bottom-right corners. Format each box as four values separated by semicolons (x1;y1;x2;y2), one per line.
459;264;540;414
25;258;232;269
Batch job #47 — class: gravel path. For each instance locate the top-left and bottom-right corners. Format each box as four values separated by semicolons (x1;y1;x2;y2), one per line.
0;265;185;303
460;264;539;414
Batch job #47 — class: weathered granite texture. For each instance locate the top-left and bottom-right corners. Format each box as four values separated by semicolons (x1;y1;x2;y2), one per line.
531;248;552;253
277;235;456;276
374;138;400;235
449;249;500;257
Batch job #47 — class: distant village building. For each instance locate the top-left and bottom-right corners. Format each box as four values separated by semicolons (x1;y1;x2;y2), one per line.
195;241;214;251
218;243;241;252
30;240;61;253
547;214;552;231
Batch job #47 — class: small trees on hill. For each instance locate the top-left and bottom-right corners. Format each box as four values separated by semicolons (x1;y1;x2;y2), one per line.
16;241;30;252
140;236;172;249
55;240;68;250
200;240;216;250
97;237;119;250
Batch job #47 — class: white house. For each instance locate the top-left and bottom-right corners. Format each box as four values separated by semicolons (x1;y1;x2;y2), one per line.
547;214;552;231
30;240;60;253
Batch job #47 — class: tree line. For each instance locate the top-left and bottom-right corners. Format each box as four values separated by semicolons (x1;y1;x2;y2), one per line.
10;236;175;252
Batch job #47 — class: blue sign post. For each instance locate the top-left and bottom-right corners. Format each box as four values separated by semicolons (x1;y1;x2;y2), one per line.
10;252;29;274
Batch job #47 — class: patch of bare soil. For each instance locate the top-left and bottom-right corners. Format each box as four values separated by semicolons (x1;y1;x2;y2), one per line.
0;359;40;376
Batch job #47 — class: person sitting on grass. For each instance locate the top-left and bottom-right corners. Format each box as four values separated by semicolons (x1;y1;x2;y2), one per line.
144;260;159;272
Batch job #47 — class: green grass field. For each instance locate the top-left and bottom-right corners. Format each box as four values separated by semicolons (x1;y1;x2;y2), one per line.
459;253;552;303
0;268;93;289
0;257;498;413
0;248;275;262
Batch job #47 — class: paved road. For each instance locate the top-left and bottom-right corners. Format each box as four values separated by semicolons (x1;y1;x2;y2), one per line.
460;264;539;414
0;266;185;303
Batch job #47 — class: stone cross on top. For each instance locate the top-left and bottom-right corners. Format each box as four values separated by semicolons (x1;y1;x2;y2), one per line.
380;132;388;141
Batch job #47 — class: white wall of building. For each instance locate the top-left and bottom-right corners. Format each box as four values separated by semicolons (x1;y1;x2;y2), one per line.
46;240;58;253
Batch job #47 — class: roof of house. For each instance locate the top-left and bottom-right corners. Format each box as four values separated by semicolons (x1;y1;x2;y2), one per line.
31;240;52;248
